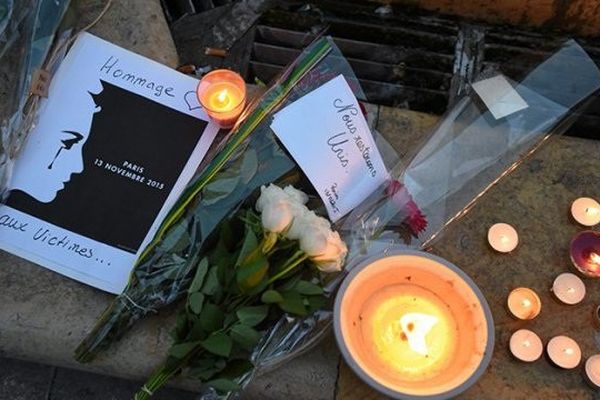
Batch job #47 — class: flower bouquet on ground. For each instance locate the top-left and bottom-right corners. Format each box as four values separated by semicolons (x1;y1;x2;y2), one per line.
134;184;347;399
76;37;600;399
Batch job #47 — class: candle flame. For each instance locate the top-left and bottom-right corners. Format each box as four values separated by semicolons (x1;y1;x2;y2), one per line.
400;313;438;356
590;252;600;264
567;287;575;294
500;235;509;244
565;348;575;356
586;207;599;216
523;340;531;348
522;299;532;308
217;89;228;103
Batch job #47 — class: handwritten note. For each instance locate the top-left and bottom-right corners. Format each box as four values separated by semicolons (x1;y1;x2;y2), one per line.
271;75;389;221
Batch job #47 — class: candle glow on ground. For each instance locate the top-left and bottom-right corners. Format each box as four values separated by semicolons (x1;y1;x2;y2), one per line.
364;285;458;381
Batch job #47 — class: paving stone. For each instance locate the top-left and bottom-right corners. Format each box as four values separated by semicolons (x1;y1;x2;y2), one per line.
243;333;340;400
337;114;600;399
49;366;196;400
0;357;54;400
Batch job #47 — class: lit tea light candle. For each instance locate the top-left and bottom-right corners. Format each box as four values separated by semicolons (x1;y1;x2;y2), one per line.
488;223;519;253
547;335;581;369
196;69;246;128
509;329;543;362
570;231;600;278
571;197;600;227
507;288;541;320
551;273;586;305
334;250;493;399
585;355;600;389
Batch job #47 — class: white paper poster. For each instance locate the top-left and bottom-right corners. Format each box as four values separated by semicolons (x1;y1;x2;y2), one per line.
0;33;220;293
271;75;389;221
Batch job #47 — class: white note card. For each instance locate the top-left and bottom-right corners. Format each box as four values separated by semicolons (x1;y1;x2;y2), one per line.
271;75;389;221
472;75;529;119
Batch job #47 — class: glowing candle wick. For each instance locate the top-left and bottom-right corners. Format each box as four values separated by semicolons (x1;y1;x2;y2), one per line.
523;340;531;348
586;207;599;216
567;287;575;293
214;89;230;108
500;235;509;244
522;298;532;308
565;348;574;355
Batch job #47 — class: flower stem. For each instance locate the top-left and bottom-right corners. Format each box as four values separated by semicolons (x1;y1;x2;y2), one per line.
267;251;308;284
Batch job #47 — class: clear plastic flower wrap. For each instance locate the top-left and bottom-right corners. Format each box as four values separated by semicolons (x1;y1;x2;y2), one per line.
76;36;384;361
235;39;600;393
77;37;600;399
0;0;70;198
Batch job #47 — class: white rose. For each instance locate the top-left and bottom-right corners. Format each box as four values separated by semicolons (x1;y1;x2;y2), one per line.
299;226;330;256
312;231;348;273
256;184;288;212
261;200;294;233
287;210;329;241
284;185;309;205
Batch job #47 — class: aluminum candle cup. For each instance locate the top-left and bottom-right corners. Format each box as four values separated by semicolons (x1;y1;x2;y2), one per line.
571;197;600;227
547;336;581;369
196;69;246;128
570;231;600;277
334;250;494;400
487;223;519;253
551;273;586;305
507;288;541;320
585;355;600;389
509;329;543;362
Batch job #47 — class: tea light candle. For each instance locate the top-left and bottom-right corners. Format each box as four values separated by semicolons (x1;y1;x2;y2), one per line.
509;329;543;362
488;223;519;253
571;197;600;226
585;355;600;389
551;273;586;305
196;69;246;128
334;250;493;399
547;335;581;369
570;231;600;278
507;288;541;320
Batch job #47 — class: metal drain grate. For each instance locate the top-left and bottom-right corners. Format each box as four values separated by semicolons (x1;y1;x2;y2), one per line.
165;0;600;139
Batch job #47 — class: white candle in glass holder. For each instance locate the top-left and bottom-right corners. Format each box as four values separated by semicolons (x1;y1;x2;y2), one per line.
571;197;600;227
547;336;581;369
585;355;600;389
509;329;543;362
551;273;586;305
488;223;519;253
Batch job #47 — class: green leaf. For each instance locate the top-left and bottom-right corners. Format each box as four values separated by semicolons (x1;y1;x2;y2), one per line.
236;249;269;291
202;266;220;296
202;332;233;357
236;305;269;327
189;258;209;293
306;295;328;313
296;280;324;296
279;290;307;316
188;292;205;315
236;228;258;267
172;312;189;341
168;341;200;359
240;149;258;184
189;317;207;341
188;357;227;380
224;311;239;327
230;324;262;349
280;274;302;291
206;378;241;394
199;303;224;333
217;359;254;380
261;289;284;304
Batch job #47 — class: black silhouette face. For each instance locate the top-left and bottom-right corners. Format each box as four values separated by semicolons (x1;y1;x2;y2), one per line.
48;130;85;169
